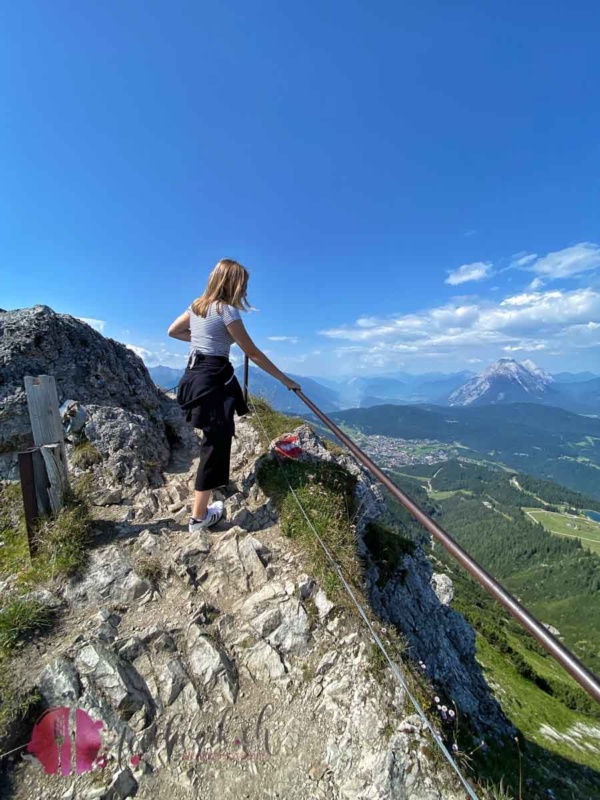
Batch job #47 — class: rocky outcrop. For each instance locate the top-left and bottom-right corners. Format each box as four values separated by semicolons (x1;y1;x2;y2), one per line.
288;423;511;738
0;305;196;487
4;411;500;800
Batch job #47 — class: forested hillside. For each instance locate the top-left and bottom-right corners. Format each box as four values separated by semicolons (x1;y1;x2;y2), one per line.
387;460;600;673
330;403;600;498
377;462;600;792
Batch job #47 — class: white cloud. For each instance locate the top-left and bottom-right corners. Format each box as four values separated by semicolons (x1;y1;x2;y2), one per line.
125;343;189;368
527;277;545;290
511;253;538;268
78;317;106;332
319;287;600;369
445;261;492;286
503;342;547;352
267;336;299;344
524;242;600;280
126;344;152;360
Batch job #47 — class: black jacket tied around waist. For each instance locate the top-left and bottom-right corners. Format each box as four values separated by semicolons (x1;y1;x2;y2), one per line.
176;353;249;432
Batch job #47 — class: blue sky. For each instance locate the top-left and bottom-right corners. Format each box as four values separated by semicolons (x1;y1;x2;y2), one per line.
2;1;599;376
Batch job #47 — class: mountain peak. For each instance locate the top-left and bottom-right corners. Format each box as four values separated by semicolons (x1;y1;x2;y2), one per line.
448;358;554;406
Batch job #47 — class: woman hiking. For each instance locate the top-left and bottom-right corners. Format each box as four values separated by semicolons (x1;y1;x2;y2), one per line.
168;258;300;533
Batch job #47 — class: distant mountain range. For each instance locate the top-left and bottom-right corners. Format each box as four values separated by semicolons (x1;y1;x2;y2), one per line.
148;358;599;415
234;366;340;414
446;358;599;414
148;365;184;390
448;358;556;406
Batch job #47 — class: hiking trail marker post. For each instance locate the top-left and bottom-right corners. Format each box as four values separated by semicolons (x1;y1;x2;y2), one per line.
18;375;70;556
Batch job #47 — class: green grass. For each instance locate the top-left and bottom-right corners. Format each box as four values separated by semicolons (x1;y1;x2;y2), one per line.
71;440;103;469
256;455;362;606
524;507;600;555
0;481;92;589
0;478;93;752
0;479;92;656
247;395;306;444
0;479;92;635
475;637;600;798
0;598;55;654
134;554;163;587
429;488;474;500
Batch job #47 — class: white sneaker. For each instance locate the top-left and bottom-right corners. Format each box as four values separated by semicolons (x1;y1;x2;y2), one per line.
188;501;224;532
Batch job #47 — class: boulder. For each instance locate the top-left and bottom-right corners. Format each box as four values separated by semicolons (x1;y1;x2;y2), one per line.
39;656;82;706
63;546;151;606
186;625;238;704
158;657;190;706
74;642;154;721
0;305;185;483
210;532;271;592
431;572;454;606
103;767;138;800
244;641;287;682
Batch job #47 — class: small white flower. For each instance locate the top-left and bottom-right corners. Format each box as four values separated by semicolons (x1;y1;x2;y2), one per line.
434;696;440;703
452;743;459;753
441;705;448;712
448;710;455;718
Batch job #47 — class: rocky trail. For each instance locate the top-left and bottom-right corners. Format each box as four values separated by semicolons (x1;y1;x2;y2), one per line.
3;418;468;800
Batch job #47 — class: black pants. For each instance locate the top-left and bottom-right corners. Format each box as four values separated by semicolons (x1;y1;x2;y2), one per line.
194;428;233;492
176;354;247;493
194;387;238;492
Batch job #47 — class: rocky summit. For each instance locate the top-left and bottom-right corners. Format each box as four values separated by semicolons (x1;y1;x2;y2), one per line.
0;307;512;799
0;305;196;489
447;357;555;407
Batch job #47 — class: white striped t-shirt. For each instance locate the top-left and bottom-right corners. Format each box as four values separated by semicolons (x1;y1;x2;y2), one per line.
185;301;241;358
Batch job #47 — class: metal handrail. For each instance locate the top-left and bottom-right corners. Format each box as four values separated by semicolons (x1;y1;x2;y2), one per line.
242;356;600;706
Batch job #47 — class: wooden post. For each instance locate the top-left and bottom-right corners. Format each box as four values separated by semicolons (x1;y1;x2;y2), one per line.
17;376;72;557
40;443;69;513
18;450;42;556
24;375;66;448
32;447;53;517
24;374;70;497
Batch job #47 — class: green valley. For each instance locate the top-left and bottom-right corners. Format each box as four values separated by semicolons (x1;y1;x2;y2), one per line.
374;459;600;797
329;402;600;499
524;508;600;556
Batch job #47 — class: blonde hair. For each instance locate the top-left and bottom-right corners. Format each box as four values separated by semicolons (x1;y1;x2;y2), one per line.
192;259;250;318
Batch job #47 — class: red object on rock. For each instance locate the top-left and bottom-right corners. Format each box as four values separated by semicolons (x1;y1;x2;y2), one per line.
273;435;302;459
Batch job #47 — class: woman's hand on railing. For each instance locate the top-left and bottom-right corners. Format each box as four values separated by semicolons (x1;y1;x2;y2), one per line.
282;377;301;392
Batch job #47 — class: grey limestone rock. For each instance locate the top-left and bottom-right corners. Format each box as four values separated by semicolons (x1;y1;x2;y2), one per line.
243;640;287;682
186;625;238;704
431;572;454;606
74;642;155;721
39;656;82;706
0;305;187;484
103;767;138;800
371;548;512;736
159;657;190;706
63;546;151;606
